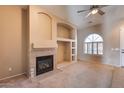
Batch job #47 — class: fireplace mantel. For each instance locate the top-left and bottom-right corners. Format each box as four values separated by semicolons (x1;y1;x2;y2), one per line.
31;41;57;49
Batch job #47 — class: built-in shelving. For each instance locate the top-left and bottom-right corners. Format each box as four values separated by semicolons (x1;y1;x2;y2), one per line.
57;22;77;68
71;41;77;62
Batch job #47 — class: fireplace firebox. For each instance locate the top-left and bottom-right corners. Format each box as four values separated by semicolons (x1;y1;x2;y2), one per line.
36;55;53;76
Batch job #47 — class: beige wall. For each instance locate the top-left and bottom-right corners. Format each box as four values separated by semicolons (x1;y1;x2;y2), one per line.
0;6;27;79
77;24;103;63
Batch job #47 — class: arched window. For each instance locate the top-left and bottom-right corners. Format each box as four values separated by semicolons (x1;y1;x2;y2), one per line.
84;34;103;55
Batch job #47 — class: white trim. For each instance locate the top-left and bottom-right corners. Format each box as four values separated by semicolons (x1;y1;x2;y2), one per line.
120;28;122;67
0;72;26;81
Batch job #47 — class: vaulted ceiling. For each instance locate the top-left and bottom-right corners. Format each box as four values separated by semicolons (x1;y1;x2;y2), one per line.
41;5;111;29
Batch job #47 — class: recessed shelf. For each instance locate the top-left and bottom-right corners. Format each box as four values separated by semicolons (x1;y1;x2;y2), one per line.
57;41;71;64
57;22;77;66
72;54;75;56
72;49;75;54
72;47;75;49
57;23;75;39
72;42;75;47
57;37;75;42
72;56;76;61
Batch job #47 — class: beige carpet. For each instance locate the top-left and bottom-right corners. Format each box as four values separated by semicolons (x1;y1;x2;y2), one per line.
0;62;124;88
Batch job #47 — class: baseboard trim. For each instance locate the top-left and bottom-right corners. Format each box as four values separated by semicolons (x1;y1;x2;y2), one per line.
78;59;121;68
103;62;121;68
0;72;26;81
78;59;101;64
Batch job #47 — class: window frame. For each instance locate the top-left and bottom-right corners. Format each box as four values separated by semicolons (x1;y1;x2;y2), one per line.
84;34;103;55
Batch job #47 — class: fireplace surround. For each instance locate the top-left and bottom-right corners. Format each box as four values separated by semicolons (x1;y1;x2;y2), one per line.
36;55;53;76
29;48;56;78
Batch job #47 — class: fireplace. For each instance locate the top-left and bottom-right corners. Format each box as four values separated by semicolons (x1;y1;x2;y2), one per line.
36;55;53;76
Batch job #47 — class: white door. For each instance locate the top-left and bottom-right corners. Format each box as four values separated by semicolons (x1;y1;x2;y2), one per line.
120;28;124;66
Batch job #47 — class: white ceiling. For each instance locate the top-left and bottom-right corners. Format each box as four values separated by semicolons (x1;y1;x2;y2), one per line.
41;5;110;29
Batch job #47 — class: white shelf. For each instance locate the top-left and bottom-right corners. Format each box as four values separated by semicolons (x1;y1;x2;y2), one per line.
72;47;75;49
57;37;75;42
72;54;76;56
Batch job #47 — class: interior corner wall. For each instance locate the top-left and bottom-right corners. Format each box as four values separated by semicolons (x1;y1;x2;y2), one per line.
77;24;103;63
0;6;27;79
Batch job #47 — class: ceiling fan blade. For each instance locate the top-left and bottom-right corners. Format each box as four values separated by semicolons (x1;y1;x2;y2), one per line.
85;11;92;18
77;9;89;13
98;9;105;15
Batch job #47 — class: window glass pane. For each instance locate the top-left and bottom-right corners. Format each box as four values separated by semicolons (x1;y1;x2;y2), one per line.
88;50;92;54
96;37;103;42
93;43;97;54
84;43;87;53
87;43;92;54
85;37;92;42
98;43;103;54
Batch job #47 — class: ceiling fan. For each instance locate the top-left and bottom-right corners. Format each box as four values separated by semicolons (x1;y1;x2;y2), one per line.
77;5;107;17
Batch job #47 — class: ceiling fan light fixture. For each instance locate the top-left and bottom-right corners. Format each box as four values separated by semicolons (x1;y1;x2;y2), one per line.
91;9;98;14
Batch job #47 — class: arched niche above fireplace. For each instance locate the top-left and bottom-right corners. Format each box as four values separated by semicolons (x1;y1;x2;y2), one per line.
29;5;57;49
